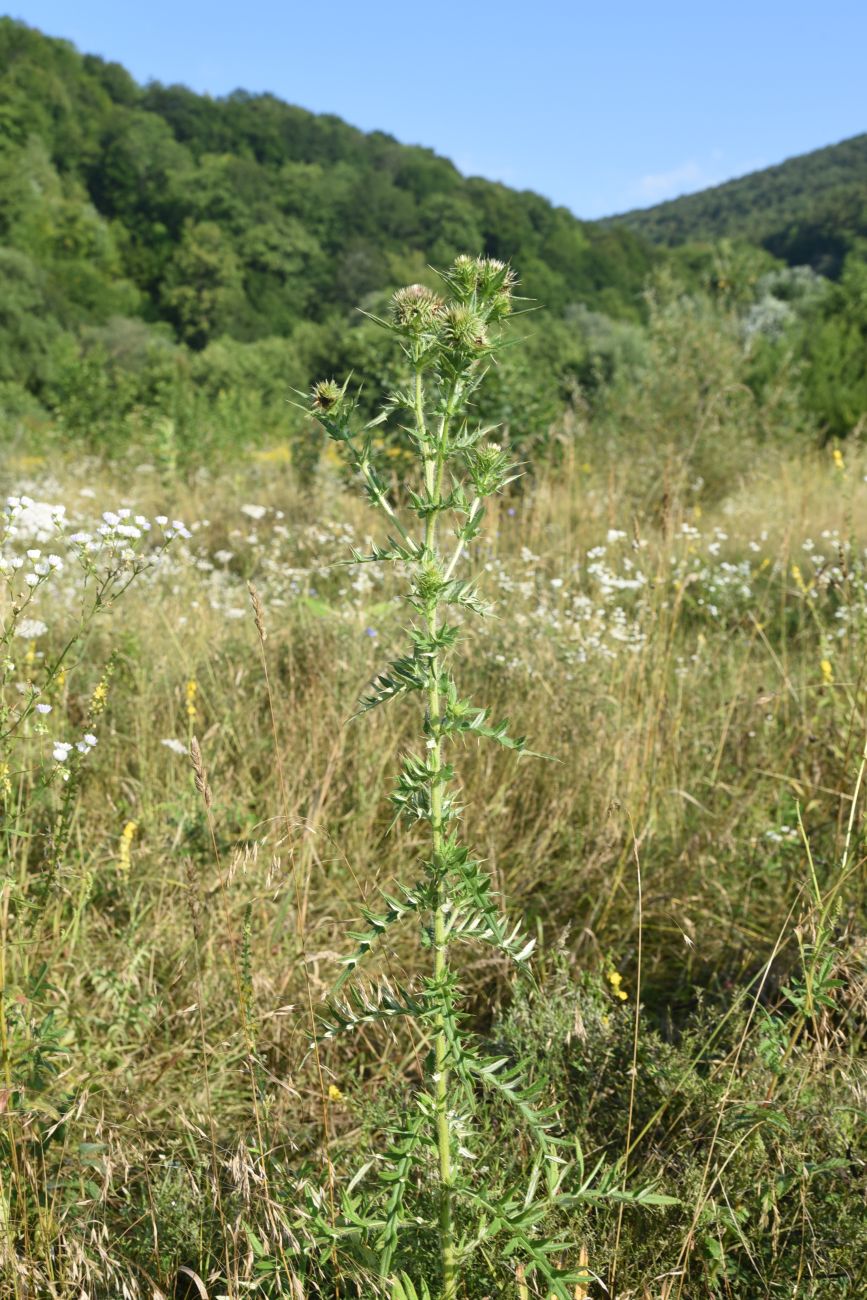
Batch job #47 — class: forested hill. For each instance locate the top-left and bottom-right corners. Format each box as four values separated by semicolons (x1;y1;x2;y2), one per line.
5;16;867;453
0;15;653;366
606;133;867;276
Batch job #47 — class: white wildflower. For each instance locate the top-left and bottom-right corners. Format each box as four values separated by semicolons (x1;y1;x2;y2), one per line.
15;619;48;638
161;738;188;756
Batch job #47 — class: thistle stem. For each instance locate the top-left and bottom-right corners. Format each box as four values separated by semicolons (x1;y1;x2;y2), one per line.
429;632;456;1297
418;365;458;1298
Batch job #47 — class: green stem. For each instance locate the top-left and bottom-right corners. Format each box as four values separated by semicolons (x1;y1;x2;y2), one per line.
429;621;455;1296
419;368;460;1298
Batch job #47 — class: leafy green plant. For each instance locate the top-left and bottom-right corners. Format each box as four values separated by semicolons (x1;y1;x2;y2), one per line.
306;257;672;1298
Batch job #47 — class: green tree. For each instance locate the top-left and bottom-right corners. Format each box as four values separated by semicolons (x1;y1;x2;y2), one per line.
160;220;245;348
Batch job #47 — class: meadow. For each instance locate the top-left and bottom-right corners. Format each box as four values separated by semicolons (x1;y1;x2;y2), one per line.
3;21;867;1293
2;309;866;1297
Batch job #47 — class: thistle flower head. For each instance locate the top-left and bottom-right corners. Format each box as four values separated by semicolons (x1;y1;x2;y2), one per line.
445;255;518;317
440;303;489;358
311;378;344;414
448;254;481;299
476;257;517;296
414;557;445;607
390;283;445;332
466;441;512;495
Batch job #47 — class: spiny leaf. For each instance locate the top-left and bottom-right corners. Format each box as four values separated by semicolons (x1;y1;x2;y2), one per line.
442;693;526;751
349;536;422;565
440;578;494;618
377;1107;430;1278
319;981;432;1041
445;906;537;965
335;881;432;988
391;751;458;826
356;651;430;715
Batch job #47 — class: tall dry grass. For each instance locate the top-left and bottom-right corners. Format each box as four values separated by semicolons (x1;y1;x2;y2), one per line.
0;434;865;1296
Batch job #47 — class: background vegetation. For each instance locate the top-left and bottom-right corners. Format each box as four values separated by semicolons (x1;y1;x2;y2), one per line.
607;132;867;276
1;16;866;1300
4;17;867;462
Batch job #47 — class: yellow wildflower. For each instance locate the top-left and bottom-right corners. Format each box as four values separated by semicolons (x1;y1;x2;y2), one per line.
90;676;109;716
607;970;628;1001
118;820;137;871
252;444;291;464
327;1083;345;1102
821;659;833;685
832;447;844;470
186;679;198;723
791;564;809;594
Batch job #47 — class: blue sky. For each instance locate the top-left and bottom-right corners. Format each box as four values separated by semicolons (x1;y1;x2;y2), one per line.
11;0;867;218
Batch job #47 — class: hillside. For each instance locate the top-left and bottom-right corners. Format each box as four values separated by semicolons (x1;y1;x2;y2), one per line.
3;17;867;455
607;132;867;275
0;15;653;366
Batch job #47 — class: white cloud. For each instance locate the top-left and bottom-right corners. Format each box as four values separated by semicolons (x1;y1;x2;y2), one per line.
454;153;520;186
634;153;768;206
637;160;707;201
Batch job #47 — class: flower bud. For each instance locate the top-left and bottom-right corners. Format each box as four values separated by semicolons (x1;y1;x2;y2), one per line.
441;303;489;358
476;258;517;297
446;255;518;314
448;254;481;299
467;441;511;495
311;379;343;414
414;558;445;607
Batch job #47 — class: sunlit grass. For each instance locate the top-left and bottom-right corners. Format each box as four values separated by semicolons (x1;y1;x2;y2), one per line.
0;424;865;1295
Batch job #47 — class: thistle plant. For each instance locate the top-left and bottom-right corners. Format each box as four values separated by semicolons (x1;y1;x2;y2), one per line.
308;258;668;1298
